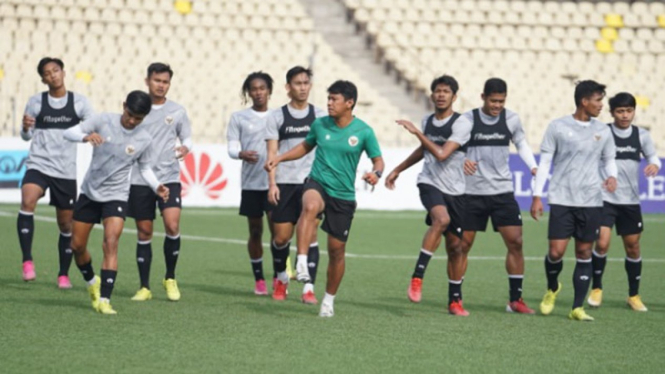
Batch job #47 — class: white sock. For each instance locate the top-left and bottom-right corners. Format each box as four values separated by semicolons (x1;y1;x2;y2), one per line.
303;283;314;293
87;277;97;286
99;297;109;303
297;254;307;267
323;292;335;305
277;271;289;283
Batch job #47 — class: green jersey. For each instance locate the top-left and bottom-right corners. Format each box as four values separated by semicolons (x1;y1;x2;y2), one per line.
305;116;382;201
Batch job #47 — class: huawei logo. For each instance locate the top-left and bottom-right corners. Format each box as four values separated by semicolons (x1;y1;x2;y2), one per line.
180;152;227;199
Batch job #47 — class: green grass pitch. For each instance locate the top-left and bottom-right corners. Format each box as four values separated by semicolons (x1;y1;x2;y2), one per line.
1;204;663;373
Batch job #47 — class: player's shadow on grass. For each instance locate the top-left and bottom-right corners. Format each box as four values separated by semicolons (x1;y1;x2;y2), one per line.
213;269;254;279
378;296;446;312
237;301;314;317
0;277;56;291
3;297;90;311
187;282;254;298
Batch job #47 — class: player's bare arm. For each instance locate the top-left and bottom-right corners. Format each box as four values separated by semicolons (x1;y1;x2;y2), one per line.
362;156;385;186
385;146;424;190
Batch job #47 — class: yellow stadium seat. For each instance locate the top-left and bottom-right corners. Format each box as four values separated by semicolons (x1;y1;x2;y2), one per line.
75;70;93;84
601;27;618;41
658;15;665;28
605;14;624;28
635;96;650;109
174;0;192;15
595;39;614;53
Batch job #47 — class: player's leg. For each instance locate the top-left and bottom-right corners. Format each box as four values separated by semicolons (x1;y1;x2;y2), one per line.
540;205;573;315
55;208;74;288
408;184;450;302
568;239;594;321
498;226;534;314
294;186;325;283
97;215;124;314
317;193;355;317
70;195;103;309
617;204;646;311
445;232;468;316
568;207;602;321
302;226;320;304
588;226;611;307
622;233;646;311
319;235;345;317
240;190;267;291
17;171;46;281
162;207;182;301
127;185;157;300
589;202;616;307
408;205;449;303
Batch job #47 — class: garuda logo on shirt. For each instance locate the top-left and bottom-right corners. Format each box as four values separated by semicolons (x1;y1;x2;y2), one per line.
165;116;174;125
180;152;227;200
125;145;136;155
348;136;359;147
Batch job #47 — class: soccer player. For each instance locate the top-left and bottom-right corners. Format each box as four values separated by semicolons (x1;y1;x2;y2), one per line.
265;80;383;317
227;72;276;295
127;63;192;302
531;80;617;321
384;75;473;316
587;92;661;312
460;78;537;314
63;90;169;314
17;57;93;287
265;66;327;303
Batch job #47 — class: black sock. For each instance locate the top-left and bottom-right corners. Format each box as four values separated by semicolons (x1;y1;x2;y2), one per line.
77;260;95;282
164;235;180;280
100;269;117;300
591;250;607;289
572;259;592;309
136;241;152;289
625;257;642;297
58;233;73;276
307;243;320;285
271;241;290;273
17;211;34;262
448;280;462;304
544;255;563;291
412;249;433;279
508;275;523;302
250;258;265;281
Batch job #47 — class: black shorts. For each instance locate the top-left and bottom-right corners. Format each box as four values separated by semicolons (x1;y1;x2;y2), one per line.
239;190;273;218
21;169;76;210
600;202;644;236
127;183;182;221
548;204;602;242
272;184;304;224
464;192;523;232
418;183;465;238
304;178;356;242
73;194;128;224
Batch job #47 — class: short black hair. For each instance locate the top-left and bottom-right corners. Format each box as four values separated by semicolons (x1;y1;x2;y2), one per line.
430;75;459;95
37;57;64;77
327;80;358;109
483;78;507;95
574;80;606;107
125;90;152;116
147;62;173;78
609;92;636;112
242;71;273;103
286;66;312;84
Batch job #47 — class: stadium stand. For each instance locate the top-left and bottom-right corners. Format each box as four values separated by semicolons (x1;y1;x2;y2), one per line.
0;0;412;146
342;0;665;154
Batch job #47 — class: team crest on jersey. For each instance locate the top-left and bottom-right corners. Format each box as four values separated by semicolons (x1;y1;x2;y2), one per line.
125;145;136;155
348;135;359;147
594;134;601;141
165;116;174;125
